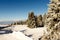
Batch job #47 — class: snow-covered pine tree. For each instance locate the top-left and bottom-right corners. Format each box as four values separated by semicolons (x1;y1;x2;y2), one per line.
41;0;60;40
27;12;36;28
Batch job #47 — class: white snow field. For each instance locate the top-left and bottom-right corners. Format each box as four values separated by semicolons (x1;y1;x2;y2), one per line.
0;31;33;40
12;25;47;40
0;25;47;40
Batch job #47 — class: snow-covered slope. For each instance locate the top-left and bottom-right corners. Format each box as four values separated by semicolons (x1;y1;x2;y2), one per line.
0;31;33;40
0;25;47;40
12;25;30;31
24;27;47;40
13;25;47;40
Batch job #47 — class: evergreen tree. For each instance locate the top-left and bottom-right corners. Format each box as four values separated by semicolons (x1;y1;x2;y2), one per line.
27;12;36;28
36;15;44;27
41;0;60;40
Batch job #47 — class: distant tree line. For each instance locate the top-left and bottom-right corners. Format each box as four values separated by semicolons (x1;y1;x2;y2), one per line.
27;12;46;28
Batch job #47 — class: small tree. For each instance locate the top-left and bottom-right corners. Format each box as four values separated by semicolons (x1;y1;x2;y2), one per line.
27;12;36;28
36;15;44;27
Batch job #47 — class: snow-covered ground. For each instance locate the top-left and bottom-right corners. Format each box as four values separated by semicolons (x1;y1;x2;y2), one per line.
12;25;47;40
0;31;33;40
0;25;47;40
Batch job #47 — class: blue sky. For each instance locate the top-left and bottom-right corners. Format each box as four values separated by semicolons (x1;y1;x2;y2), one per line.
0;0;49;21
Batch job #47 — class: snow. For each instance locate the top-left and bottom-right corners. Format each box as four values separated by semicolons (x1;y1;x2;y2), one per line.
13;25;47;40
0;31;33;40
12;25;30;31
24;28;47;40
0;25;47;40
